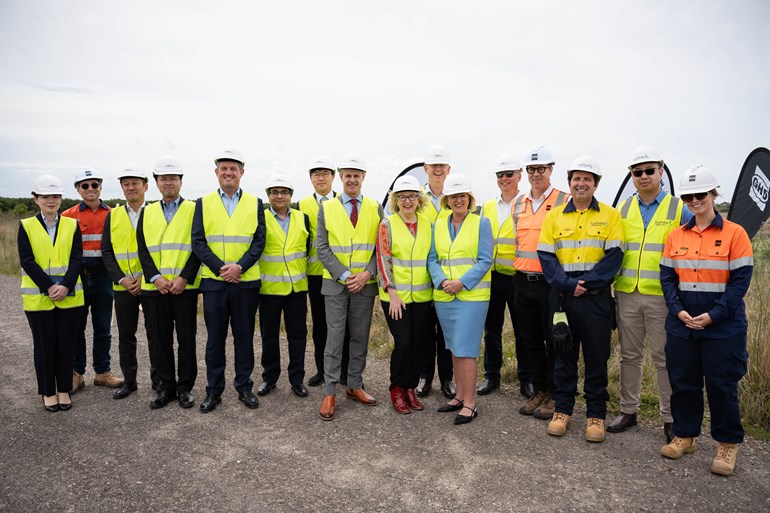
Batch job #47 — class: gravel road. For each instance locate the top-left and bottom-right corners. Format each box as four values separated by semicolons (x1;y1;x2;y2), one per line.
0;274;768;512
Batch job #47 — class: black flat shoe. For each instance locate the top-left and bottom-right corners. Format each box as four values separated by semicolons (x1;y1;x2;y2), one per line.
454;405;478;425
58;393;72;411
42;396;59;413
437;399;464;413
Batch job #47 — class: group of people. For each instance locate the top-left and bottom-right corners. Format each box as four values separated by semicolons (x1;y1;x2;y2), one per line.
19;144;753;477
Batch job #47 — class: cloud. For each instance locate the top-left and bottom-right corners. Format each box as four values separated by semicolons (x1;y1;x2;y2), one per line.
4;79;90;95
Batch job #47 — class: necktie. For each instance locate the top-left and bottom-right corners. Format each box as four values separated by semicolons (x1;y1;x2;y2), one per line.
350;198;358;227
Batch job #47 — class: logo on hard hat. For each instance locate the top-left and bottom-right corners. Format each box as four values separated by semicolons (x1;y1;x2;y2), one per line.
688;175;696;182
85;170;93;176
749;165;769;212
531;153;538;160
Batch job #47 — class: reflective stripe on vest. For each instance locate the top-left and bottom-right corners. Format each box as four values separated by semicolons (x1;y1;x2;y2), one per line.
614;194;682;295
432;213;491;302
482;198;516;275
109;206;142;291
201;191;260;282
298;195;323;276
259;208;309;295
321;197;380;284
20;216;84;311
378;213;433;303
140;201;200;291
512;189;568;272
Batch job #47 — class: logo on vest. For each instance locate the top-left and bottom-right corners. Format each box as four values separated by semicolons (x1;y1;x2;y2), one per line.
749;165;769;212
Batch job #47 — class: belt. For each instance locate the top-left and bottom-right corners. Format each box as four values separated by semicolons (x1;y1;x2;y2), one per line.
587;288;610;296
516;271;546;282
82;267;106;276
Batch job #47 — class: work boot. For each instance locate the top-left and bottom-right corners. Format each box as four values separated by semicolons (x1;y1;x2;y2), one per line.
710;443;739;476
585;418;606;443
94;371;124;388
547;412;572;437
389;387;410;415
533;394;555;420
660;437;697;459
71;371;85;394
518;390;546;416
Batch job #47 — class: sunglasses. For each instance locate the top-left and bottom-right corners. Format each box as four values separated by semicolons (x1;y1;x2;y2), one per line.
631;167;657;177
79;182;101;190
526;166;550;175
681;192;709;202
495;171;520;178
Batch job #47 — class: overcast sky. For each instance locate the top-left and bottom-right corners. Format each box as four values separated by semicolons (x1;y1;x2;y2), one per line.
1;1;767;206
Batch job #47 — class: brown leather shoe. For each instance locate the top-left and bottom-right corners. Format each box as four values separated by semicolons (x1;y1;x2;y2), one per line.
607;412;638;433
94;371;124;388
346;387;377;405
390;387;410;414
519;390;546;416
71;371;85;395
533;394;555;420
319;395;335;421
403;388;424;411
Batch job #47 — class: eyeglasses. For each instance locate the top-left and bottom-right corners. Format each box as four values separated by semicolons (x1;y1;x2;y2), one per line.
79;182;101;190
526;166;550;175
397;194;419;202
496;171;520;178
681;192;708;202
269;190;291;197
310;170;333;177
631;167;657;178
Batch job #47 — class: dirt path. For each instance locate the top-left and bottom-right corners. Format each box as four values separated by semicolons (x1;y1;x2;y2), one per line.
0;274;768;512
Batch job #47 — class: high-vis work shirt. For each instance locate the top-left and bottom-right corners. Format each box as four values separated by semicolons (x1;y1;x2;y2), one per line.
512;189;568;273
62;201;110;271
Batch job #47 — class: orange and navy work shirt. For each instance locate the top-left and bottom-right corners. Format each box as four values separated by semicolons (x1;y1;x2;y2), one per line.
62;201;111;271
660;212;753;339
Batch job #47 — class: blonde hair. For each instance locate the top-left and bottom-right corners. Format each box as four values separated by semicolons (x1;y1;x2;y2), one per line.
388;190;428;214
439;193;476;212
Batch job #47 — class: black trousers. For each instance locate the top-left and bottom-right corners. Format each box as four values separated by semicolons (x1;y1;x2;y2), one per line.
482;271;530;382
114;290;157;386
419;304;453;383
307;275;350;381
26;307;81;396
382;300;431;390
260;291;308;386
142;292;198;393
514;273;554;393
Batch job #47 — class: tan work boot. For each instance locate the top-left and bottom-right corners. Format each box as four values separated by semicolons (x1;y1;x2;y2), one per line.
533;394;555;420
660;436;697;459
585;418;606;443
518;390;546;416
71;371;85;394
710;442;739;476
547;412;572;437
94;371;124;388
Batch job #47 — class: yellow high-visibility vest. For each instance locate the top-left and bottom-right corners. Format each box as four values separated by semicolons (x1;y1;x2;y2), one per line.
298;194;323;276
140;200;200;291
200;191;260;282
259;208;309;295
20;216;84;311
482;198;516;275
378;213;433;303
614;194;683;295
433;213;491;302
321;197;379;285
109;206;142;292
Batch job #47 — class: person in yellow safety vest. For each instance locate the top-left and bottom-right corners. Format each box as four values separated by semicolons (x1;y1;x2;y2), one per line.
192;147;265;413
608;146;692;443
477;155;531;398
376;175;433;414
513;146;569;419
256;174;312;399
428;174;493;426
317;153;384;421
102;164;158;401
296;156;352;388
137;156;201;410
18;175;84;412
416;144;456;400
538;155;624;443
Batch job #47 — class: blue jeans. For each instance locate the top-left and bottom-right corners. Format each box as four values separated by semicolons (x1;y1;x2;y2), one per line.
73;272;114;374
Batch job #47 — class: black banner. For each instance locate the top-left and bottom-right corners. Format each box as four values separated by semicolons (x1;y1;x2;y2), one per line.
728;147;770;239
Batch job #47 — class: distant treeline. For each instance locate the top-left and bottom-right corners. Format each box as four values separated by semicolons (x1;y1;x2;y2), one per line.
0;197;125;214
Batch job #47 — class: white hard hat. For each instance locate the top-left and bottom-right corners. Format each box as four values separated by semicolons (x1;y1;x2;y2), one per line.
73;168;104;186
523;146;555;167
424;145;451;165
567;155;602;177
392;175;421;193
117;163;148;181
214;147;245;166
153;156;184;176
265;173;294;193
679;165;720;195
492;154;522;173
309;156;336;174
443;173;472;196
628;145;663;169
32;175;65;195
338;153;367;173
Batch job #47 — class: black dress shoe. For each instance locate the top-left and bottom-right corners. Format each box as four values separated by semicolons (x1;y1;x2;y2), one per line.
477;378;500;395
178;391;194;408
454;405;478;425
440;380;456;399
519;381;535;399
291;383;309;397
113;382;138;400
200;394;221;413
606;412;638;433
663;422;674;444
239;391;260;409
437;399;464;413
257;382;276;396
416;378;431;397
150;390;177;409
307;372;324;387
